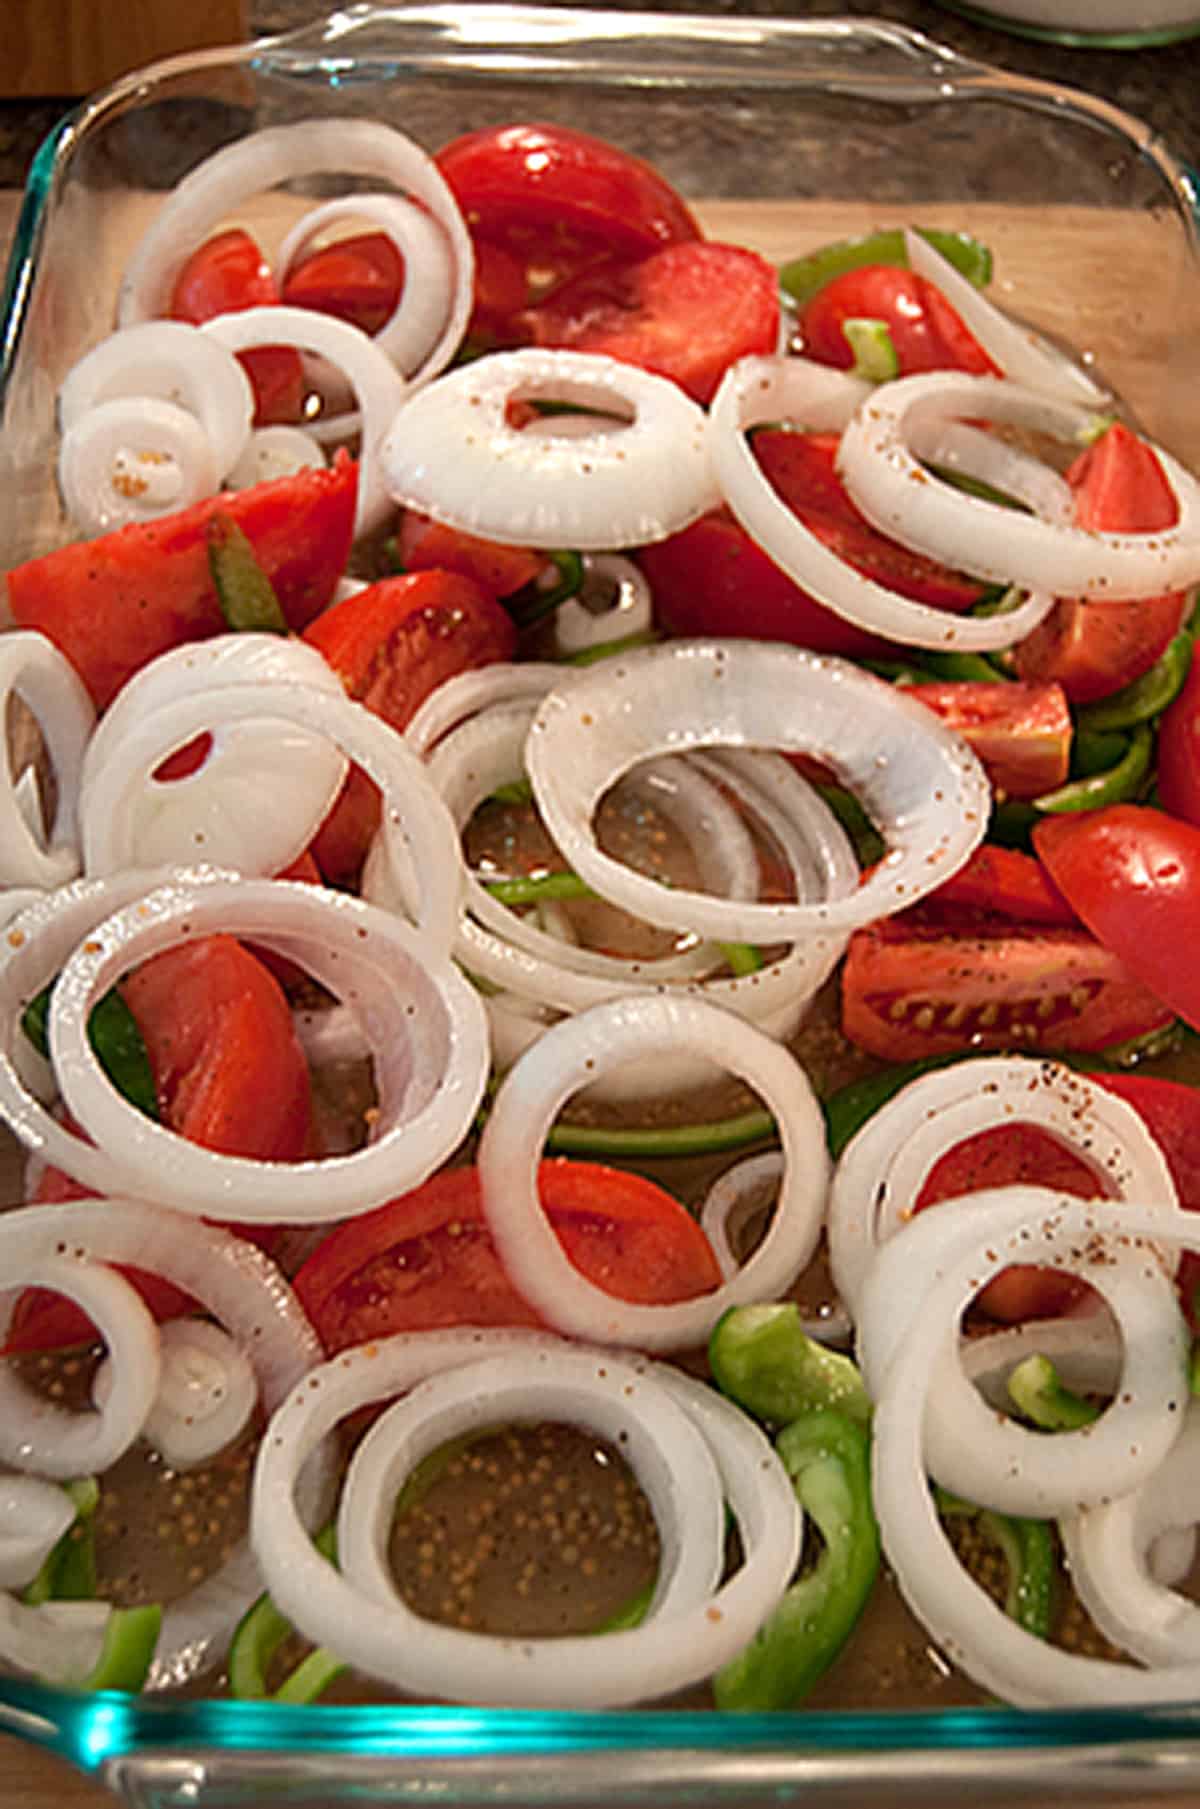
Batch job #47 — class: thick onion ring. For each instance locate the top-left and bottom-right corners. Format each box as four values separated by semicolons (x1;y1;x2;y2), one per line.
0;632;94;890
58;398;221;539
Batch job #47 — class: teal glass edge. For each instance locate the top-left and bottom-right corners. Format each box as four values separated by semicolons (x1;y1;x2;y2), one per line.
0;113;74;410
5;1676;1200;1774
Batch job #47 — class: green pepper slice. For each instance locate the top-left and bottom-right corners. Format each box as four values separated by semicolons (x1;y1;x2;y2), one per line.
935;1489;1055;1639
506;550;585;630
1076;632;1193;733
22;981;159;1121
22;1477;100;1606
77;1604;163;1693
1007;1353;1100;1431
779;227;992;308
228;1524;344;1703
1033;722;1153;814
207;510;289;634
713;1407;880;1709
709;1303;871;1427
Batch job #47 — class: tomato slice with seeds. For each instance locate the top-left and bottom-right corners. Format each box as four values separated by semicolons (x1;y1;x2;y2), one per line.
840;919;1175;1063
900;680;1072;799
293;1159;723;1354
169;227;306;427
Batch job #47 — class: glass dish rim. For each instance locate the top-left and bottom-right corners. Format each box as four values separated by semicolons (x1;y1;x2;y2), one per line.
3;4;1200;1789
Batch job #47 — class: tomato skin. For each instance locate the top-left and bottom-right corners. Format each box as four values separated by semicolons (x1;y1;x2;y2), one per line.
1034;804;1200;1032
169;227;306;427
798;266;996;376
900;680;1072;799
302;570;516;882
520;241;779;406
1092;1072;1200;1326
840;919;1175;1062
1014;423;1188;703
6;458;358;711
919;844;1079;928
916;1122;1099;1321
1155;641;1200;827
293;1160;722;1353
396;511;545;599
5;938;309;1354
436;122;700;339
280;230;404;336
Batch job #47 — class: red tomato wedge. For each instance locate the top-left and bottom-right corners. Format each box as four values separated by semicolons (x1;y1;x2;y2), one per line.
798;265;997;376
302;570;517;882
900;679;1072;799
1155;640;1200;828
520;241;779;405
169;227;306;427
840;919;1175;1062
1034;804;1200;1032
918;844;1079;928
916;1122;1100;1321
637;431;985;659
6;937;311;1353
293;1159;723;1353
396;511;545;599
436;122;701;340
280;230;404;336
1014;423;1189;703
1093;1072;1200;1326
6;458;358;711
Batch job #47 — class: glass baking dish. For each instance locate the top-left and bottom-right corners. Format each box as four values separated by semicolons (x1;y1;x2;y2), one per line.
3;6;1200;1801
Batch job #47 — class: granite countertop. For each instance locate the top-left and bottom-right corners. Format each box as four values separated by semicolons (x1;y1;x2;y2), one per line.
0;0;1197;192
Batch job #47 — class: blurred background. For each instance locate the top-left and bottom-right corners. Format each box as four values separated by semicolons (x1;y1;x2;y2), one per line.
1;0;1198;188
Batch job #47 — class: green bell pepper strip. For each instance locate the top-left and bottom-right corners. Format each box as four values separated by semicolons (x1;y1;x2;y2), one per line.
1032;722;1153;815
934;1489;1055;1639
488;777;534;808
562;629;659;667
22;1478;100;1607
1006;1353;1101;1431
543;1106;776;1161
1076;632;1193;733
484;870;596;908
207;511;289;634
228;1524;345;1703
506;550;585;630
779;227;992;308
918;649;1011;685
713;1407;880;1710
1070;726;1130;779
22;982;159;1121
813;784;884;868
842;318;899;383
75;1603;163;1693
709;1303;871;1427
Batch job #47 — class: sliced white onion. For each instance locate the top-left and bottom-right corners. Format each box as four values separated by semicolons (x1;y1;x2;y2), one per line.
251;1327;801;1708
46;875;488;1224
838;372;1200;599
58;398;220;538
93;1318;257;1473
903;227;1109;408
58;319;255;481
1062;1400;1200;1667
959;1309;1124;1412
0;633;94;890
477;993;828;1351
79;634;348;878
404;661;570;759
699;1150;783;1283
860;1186;1188;1521
0;1476;78;1590
709;355;1056;651
118;118;473;338
202;306;406;537
277;191;466;392
828;1056;1179;1319
867;1188;1200;1706
525;639;989;942
225;425;327;489
552;554;654;656
0;1595;109;1687
380;349;720;550
908;419;1074;525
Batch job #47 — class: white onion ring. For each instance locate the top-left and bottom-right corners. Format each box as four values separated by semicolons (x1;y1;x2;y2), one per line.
58;319;254;481
277;191;466;393
859;1186;1188;1520
0;1476;75;1590
1062;1401;1200;1667
45;875;488;1224
79;634;348;878
553;554;654;656
251;1327;801;1708
58;398;220;539
0;633;94;890
0;1596;109;1687
708;355;1056;651
477;993;828;1351
201;307;406;537
226;425;326;489
404;661;570;759
908;419;1074;524
524;639;989;943
93;1317;257;1473
380;349;720;550
828;1056;1180;1318
837;372;1200;599
866;1188;1200;1705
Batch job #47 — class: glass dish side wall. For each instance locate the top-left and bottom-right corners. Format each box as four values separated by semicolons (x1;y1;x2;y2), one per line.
2;8;1200;1801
